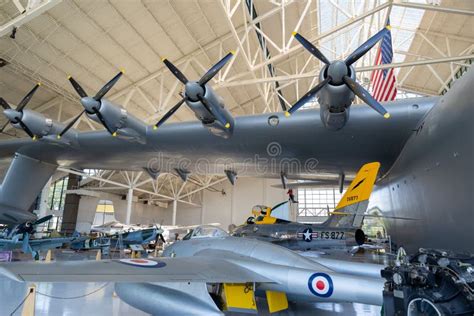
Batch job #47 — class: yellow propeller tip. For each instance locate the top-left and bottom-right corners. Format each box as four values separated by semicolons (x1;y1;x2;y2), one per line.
120;68;125;74
37;82;42;86
386;25;392;31
284;111;291;117
56;135;61;139
153;125;158;130
67;75;72;79
32;136;37;141
161;57;167;62
229;50;236;55
225;123;231;129
384;113;391;119
291;31;297;36
112;132;117;137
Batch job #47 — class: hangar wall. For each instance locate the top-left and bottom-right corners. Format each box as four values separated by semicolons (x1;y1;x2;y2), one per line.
199;177;288;229
74;177;288;232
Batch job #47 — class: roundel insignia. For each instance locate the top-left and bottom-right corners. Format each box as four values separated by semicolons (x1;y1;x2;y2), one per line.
302;228;313;242
119;258;166;268
308;272;334;298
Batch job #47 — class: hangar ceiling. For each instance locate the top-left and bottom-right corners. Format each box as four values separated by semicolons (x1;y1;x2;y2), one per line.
0;0;472;204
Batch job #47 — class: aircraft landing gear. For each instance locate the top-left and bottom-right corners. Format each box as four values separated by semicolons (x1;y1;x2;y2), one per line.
381;248;474;315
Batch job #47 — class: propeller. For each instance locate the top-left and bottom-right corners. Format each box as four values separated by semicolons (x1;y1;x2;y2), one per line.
58;71;124;138
16;214;53;235
286;25;392;118
155;52;235;129
0;83;41;139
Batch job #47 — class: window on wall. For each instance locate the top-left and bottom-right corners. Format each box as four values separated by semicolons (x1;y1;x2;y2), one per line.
297;188;344;218
48;176;69;212
93;200;115;226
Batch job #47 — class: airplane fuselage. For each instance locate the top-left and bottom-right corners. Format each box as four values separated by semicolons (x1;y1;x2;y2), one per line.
232;222;365;251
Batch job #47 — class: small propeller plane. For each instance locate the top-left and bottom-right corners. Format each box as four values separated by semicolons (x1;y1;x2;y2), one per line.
70;227;163;252
0;215;86;260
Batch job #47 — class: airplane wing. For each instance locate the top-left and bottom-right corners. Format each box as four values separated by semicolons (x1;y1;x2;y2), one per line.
0;256;274;283
0;98;435;224
0;98;434;175
29;237;86;251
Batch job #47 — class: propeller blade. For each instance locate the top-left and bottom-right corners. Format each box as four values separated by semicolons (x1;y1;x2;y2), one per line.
198;95;231;129
162;59;188;84
68;76;88;98
159;233;166;243
292;32;331;65
154;98;185;129
286;76;331;116
33;214;53;226
0;121;9;132
345;26;391;66
18;120;35;138
93;108;115;135
17;83;41;111
199;51;235;86
58;110;85;138
94;70;124;101
342;75;390;118
0;97;11;110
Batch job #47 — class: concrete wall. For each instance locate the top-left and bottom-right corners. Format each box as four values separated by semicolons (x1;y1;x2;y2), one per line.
75;177;289;232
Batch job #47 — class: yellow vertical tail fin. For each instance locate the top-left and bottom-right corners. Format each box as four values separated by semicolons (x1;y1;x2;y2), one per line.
324;162;380;228
335;162;380;210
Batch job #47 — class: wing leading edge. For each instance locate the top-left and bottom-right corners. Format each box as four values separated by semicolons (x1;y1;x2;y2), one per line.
0;256;273;283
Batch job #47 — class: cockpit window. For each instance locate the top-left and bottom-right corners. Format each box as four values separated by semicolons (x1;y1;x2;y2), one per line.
256;215;265;222
182;230;194;240
191;225;228;239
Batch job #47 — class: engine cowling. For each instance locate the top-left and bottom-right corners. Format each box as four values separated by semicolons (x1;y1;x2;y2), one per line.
87;99;147;142
317;64;356;130
185;85;234;139
12;109;62;137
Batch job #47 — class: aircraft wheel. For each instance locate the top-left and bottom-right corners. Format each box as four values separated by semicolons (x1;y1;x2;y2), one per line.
406;295;451;316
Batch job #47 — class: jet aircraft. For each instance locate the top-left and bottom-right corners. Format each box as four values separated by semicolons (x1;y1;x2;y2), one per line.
0;28;472;255
0;225;387;315
233;162;380;251
233;162;415;252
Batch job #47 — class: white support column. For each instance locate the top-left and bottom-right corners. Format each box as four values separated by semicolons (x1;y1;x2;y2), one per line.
37;176;52;218
126;187;133;225
172;199;178;226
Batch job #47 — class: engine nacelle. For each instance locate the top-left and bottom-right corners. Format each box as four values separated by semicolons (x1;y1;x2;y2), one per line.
13;109;62;137
115;282;222;315
185;85;234;139
317;64;356;130
87;99;147;142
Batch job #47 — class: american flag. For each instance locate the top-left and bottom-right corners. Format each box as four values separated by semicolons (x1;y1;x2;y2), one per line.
371;23;397;101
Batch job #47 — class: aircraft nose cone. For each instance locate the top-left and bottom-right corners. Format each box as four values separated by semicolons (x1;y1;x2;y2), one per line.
80;96;100;113
327;61;348;85
185;81;205;101
4;109;21;122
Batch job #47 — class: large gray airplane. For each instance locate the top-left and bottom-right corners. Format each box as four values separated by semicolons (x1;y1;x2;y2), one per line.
0;25;472;255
